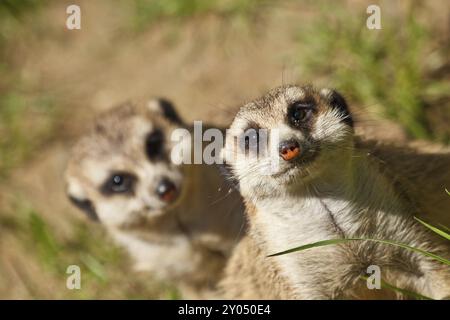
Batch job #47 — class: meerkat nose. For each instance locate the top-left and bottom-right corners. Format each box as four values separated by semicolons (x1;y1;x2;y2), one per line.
279;140;301;161
156;178;178;203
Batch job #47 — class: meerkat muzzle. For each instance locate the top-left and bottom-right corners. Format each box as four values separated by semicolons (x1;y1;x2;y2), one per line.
156;178;178;203
279;140;301;161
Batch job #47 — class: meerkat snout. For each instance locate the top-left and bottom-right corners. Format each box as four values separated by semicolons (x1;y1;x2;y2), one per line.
279;140;300;161
155;177;178;203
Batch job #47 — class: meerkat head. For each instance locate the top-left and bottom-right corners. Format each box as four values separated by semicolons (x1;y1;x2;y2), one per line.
222;85;354;199
65;98;187;228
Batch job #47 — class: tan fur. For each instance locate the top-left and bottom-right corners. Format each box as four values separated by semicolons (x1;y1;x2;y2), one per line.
220;85;450;300
360;139;450;228
65;100;245;298
219;201;297;299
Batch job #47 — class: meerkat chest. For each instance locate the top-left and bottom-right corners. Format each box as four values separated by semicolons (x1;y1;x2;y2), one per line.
254;197;345;254
111;230;200;279
252;196;364;297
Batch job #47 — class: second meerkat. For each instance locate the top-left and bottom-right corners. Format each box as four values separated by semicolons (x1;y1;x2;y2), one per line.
220;85;450;299
65;99;245;297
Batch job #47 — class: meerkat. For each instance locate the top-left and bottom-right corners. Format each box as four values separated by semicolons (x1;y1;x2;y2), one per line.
65;99;245;298
220;85;450;299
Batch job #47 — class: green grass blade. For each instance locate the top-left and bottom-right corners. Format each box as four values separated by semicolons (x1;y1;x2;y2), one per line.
80;253;107;282
360;276;433;300
445;188;450;196
268;239;351;256
269;238;450;266
414;217;450;241
437;223;450;234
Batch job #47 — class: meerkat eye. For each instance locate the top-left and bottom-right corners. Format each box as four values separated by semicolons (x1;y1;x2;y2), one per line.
289;102;314;126
102;172;136;195
146;129;164;160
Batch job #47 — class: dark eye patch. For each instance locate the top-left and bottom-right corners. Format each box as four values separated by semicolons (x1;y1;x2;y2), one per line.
101;172;137;196
288;101;316;128
145;129;164;160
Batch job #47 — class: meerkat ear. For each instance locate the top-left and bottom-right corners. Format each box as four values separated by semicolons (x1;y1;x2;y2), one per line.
66;177;99;222
147;98;184;126
320;88;354;127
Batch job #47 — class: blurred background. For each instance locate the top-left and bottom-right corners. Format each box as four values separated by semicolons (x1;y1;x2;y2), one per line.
0;0;448;299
